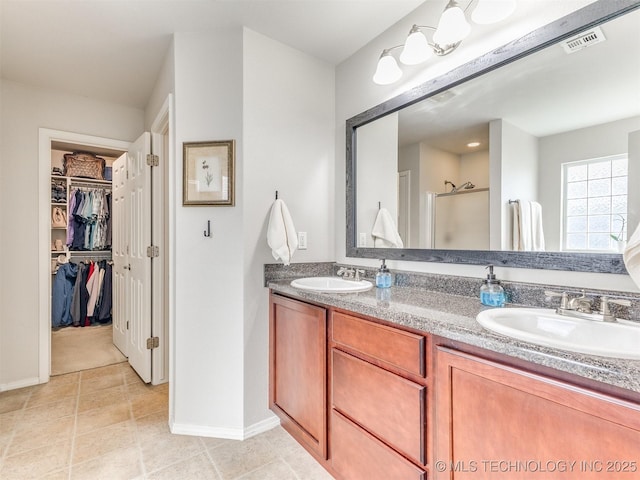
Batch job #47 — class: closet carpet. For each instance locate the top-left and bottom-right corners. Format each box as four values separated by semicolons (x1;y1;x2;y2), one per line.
51;325;127;376
0;363;334;479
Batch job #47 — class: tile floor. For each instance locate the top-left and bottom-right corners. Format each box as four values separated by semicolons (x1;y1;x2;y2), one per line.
0;362;334;479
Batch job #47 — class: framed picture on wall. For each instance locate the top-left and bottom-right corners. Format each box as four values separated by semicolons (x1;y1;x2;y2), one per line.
183;140;235;206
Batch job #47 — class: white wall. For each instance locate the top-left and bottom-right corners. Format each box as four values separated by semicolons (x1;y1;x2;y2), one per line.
335;0;637;292
538;116;640;251
171;29;246;435
242;28;335;426
0;80;144;389
145;42;175;131
170;27;336;436
356;113;398;247
492;119;538;250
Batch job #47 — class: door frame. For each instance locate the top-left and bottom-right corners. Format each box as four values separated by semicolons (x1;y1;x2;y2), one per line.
38;129;131;383
150;94;174;387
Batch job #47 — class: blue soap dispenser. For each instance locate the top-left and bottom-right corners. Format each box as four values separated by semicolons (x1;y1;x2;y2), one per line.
376;259;392;288
480;265;505;307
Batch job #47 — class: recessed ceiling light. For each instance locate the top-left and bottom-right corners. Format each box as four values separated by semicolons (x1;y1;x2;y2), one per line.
467;141;481;148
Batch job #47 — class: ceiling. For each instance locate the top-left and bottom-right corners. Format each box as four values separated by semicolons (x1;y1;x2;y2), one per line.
0;0;425;109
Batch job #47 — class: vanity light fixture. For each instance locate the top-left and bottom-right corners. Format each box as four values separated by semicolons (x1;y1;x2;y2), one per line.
373;0;517;85
467;141;481;147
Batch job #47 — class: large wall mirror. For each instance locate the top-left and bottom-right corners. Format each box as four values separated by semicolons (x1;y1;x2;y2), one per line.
346;0;640;273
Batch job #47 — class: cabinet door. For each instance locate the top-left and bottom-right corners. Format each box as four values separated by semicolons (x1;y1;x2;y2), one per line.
331;410;426;480
270;294;327;458
435;346;640;480
332;349;426;465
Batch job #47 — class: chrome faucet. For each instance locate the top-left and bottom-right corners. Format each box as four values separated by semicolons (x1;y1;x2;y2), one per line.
545;290;631;322
337;267;365;281
337;267;354;279
599;296;632;322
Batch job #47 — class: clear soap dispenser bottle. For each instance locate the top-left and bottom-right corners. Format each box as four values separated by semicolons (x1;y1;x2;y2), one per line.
480;265;505;307
376;259;392;288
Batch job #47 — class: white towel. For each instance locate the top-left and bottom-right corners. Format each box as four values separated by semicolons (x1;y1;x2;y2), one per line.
267;199;298;265
512;201;545;251
623;221;640;289
371;208;404;248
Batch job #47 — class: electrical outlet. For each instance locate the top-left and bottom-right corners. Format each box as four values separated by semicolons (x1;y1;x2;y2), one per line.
298;232;307;250
359;232;367;247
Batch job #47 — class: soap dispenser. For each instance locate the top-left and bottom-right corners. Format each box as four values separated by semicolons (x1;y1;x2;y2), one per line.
480;265;505;307
376;259;392;288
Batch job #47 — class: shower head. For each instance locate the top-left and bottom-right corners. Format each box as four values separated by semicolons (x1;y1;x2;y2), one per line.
450;181;475;193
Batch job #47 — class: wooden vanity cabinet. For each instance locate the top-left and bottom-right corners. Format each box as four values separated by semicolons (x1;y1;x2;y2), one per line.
434;346;640;480
269;293;327;459
269;292;640;480
329;311;430;479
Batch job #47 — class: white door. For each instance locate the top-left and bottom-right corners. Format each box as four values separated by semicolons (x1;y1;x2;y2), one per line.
126;132;153;382
112;154;128;357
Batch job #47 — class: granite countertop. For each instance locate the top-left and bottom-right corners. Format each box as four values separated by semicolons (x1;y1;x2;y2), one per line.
268;279;640;395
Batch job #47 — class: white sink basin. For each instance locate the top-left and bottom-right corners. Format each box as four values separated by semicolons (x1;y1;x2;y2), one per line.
290;277;373;293
476;308;640;360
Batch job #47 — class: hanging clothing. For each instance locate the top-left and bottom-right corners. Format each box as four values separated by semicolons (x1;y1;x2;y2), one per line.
52;263;78;328
97;262;113;323
67;187;112;251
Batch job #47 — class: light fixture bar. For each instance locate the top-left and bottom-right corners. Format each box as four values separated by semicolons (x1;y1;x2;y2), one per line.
373;0;517;85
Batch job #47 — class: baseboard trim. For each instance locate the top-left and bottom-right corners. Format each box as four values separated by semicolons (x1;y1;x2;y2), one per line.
170;414;280;440
0;377;41;392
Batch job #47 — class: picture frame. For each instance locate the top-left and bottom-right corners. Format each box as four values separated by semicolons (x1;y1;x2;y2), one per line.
183;140;235;206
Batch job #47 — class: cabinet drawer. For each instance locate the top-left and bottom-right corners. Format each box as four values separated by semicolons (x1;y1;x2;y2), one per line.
331;410;426;480
332;349;426;464
332;311;425;377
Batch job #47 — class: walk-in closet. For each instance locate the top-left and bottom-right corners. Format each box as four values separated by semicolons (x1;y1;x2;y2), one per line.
50;141;127;375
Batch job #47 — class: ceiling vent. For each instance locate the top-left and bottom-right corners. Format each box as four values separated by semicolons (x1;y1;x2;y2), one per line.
562;26;606;54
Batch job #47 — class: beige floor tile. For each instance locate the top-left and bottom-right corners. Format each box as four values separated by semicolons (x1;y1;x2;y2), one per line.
27;381;79;407
199;435;236;451
127;380;168;398
140;431;204;473
124;366;144;385
0;409;23;436
49;371;81;386
260;426;304;454
78;384;127;413
42;468;71;479
129;390;168;419
79;371;125;395
80;362;126;380
282;450;335;480
8;414;75;456
238;459;298;480
147;452;220;480
76;400;131;434
0;391;30;415
70;445;142;480
1;439;71;479
135;410;171;441
208;436;278;480
73;420;137;464
20;397;77;426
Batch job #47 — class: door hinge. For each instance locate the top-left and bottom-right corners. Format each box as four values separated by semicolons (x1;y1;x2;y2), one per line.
126;321;129;330
146;245;159;257
146;154;159;167
146;336;160;349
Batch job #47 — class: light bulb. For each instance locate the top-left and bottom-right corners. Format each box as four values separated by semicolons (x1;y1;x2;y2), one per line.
433;2;471;46
471;0;516;24
373;51;402;85
400;28;432;65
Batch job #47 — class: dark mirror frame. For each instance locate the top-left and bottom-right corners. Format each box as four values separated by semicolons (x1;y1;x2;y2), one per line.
346;0;640;274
